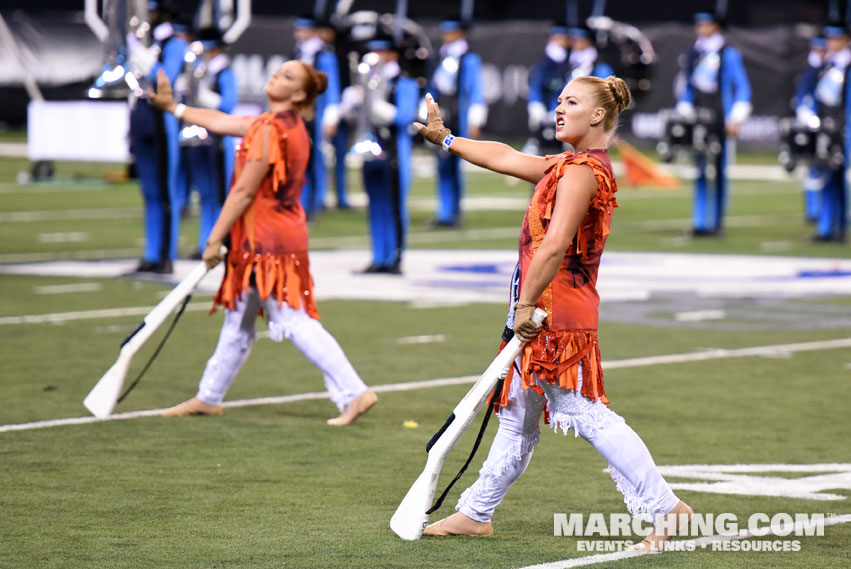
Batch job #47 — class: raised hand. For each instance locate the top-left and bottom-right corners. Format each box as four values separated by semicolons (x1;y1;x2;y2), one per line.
147;69;176;112
413;93;452;146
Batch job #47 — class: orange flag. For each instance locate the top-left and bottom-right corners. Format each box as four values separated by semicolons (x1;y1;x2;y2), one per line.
615;140;680;189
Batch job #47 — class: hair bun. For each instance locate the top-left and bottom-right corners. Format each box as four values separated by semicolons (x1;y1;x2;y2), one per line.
605;76;632;113
314;70;329;96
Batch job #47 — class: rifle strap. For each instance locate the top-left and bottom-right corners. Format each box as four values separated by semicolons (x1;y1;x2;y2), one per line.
117;293;193;404
426;375;504;515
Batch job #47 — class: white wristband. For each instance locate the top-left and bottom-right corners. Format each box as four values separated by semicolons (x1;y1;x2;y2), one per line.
442;134;456;153
173;103;186;119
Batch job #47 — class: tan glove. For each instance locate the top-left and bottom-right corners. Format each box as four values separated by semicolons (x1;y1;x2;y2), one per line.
513;302;543;342
147;69;176;113
203;238;224;269
413;92;452;146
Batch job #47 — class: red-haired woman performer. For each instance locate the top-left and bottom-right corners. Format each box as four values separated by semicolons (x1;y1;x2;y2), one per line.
416;76;691;549
149;61;377;425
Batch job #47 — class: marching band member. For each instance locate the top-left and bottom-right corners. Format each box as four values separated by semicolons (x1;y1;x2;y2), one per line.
319;22;353;209
148;61;377;425
128;0;188;273
567;26;614;80
185;27;238;258
292;17;342;219
428;20;487;228
527;26;572;155
414;76;691;549
794;36;826;224
805;25;851;242
341;39;420;274
676;11;751;236
528;25;614;155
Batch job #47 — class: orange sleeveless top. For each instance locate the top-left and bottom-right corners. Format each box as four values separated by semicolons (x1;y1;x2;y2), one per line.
498;149;618;407
213;111;319;319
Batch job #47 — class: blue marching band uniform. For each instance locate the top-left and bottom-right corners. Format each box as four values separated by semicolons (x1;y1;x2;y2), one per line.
341;39;419;273
794;36;827;223
181;28;238;257
128;2;188;273
528;26;613;154
325;25;352;209
797;26;850;242
292;17;341;219
428;20;487;227
676;12;751;236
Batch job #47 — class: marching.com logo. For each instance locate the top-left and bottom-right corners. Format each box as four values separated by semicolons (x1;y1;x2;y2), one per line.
553;512;829;552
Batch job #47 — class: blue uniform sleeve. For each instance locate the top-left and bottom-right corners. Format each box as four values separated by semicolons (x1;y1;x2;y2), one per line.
795;65;819;110
151;38;188;84
393;77;420;128
316;51;341;106
217;68;238;114
845;70;851;163
725;48;751;104
678;71;695;106
463;53;486;106
528;59;547;105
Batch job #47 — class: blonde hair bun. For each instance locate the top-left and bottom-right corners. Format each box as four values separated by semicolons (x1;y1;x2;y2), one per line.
605;76;632;113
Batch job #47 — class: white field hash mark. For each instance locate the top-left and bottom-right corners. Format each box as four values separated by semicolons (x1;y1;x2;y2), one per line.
1;336;851;433
515;514;851;569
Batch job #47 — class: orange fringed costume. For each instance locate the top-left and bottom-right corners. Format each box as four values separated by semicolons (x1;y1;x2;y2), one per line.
213;111;319;319
497;149;618;408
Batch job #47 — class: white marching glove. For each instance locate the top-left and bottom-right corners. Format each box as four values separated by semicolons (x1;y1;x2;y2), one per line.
339;85;364;118
675;101;696;121
322;104;340;131
795;106;816;126
728;101;752;126
527;101;547;131
468;103;488;129
370;99;397;126
196;84;222;110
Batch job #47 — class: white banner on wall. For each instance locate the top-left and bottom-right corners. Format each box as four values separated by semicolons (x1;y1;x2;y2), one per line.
28;100;131;162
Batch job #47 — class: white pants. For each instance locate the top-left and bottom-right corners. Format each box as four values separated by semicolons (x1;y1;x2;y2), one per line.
456;362;680;523
196;287;368;412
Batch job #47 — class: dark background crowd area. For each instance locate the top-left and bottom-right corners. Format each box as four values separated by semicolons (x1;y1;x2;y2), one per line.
0;0;829;26
0;1;839;148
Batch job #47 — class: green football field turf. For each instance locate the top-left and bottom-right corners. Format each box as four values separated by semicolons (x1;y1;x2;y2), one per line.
1;153;849;568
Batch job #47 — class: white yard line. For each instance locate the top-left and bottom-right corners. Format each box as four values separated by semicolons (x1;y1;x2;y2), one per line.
0;207;140;222
33;282;103;295
0;376;479;433
0;302;211;325
514;514;851;569
1;336;850;434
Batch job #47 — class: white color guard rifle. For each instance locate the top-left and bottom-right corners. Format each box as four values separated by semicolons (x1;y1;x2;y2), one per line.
390;308;547;540
83;259;213;418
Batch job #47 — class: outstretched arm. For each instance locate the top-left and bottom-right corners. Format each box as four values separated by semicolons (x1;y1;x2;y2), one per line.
148;70;255;137
414;93;559;184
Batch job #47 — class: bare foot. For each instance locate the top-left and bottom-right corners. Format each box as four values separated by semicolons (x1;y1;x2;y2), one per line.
423;512;493;537
628;500;693;551
327;389;378;426
161;397;223;417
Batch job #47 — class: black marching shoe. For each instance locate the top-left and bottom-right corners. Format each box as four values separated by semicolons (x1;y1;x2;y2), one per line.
425;218;461;229
135;260;158;272
358;262;402;275
691;227;723;238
